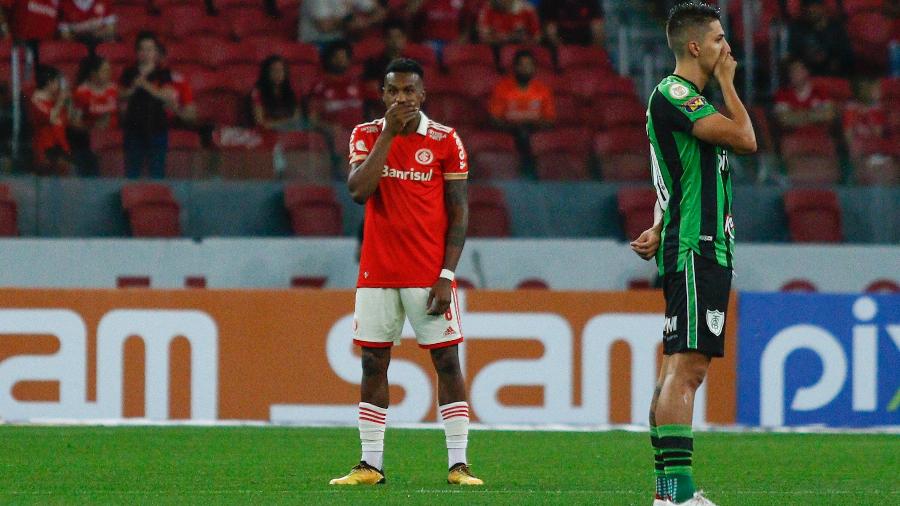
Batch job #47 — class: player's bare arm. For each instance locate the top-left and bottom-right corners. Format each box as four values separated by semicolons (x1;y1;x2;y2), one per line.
428;179;468;315
692;47;757;154
631;201;663;261
348;103;419;203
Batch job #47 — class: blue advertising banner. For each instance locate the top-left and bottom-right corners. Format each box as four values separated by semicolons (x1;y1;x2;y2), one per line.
738;293;900;427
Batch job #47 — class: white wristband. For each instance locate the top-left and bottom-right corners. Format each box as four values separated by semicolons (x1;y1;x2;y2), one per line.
439;269;455;281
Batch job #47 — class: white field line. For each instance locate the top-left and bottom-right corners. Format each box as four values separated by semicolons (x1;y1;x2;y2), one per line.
2;419;898;435
2;489;897;496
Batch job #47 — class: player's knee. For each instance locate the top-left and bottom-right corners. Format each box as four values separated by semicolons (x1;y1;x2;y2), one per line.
361;350;389;378
431;349;461;377
679;364;708;391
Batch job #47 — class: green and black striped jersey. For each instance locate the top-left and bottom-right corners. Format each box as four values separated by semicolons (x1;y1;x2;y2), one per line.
646;74;734;276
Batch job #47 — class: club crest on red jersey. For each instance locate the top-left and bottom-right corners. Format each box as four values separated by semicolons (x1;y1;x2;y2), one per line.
415;149;434;165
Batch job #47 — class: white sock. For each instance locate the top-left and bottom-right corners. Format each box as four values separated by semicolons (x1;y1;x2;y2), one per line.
440;401;469;468
358;402;386;470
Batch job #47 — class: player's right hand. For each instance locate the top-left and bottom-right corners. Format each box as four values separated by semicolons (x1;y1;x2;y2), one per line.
630;226;661;261
713;45;737;85
384;103;419;136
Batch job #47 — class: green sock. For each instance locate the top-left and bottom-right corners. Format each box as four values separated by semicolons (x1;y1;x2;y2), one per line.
657;424;695;503
650;426;667;499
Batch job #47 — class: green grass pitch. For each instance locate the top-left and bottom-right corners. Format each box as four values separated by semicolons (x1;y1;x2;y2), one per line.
0;426;896;505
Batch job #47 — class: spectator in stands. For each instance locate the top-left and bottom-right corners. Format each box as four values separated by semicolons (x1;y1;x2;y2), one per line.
477;0;540;46
843;79;892;173
788;0;852;76
488;49;555;175
309;41;364;132
58;0;116;49
120;31;176;179
251;55;302;131
299;0;386;45
0;0;60;73
70;54;117;176
539;0;605;47
401;0;469;52
29;65;73;175
362;21;408;119
773;58;836;133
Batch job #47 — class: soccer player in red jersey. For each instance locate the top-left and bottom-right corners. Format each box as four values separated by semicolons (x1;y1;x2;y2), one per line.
330;58;482;487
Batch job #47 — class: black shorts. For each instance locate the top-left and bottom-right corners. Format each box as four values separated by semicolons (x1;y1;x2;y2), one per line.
662;252;733;357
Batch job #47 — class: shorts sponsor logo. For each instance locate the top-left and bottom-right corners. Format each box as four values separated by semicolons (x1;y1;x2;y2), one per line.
415;149;434;165
444;326;456;337
683;96;707;112
670;83;689;99
663;316;678;337
706;310;725;336
724;215;735;239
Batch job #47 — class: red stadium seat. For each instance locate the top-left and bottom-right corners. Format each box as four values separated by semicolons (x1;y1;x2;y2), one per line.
781;279;818;292
810;77;853;103
196;90;245;126
557;45;612;72
749;106;774;153
565;68;618;100
783;189;843;243
279;131;332;183
595;98;647;129
593;75;637;99
426;93;488;129
442;44;496;70
468;185;511;237
595;128;650;182
246;38;320;66
842;0;884;15
443;69;500;99
847;12;892;72
164;6;228;40
283;184;343;236
121;183;182;237
165;44;204;67
0;184;18;236
865;279;900;293
40;41;88;64
617;186;657;240
780;129;841;184
516;278;550;289
95;42;132;65
555;95;582;126
91;129;125;177
167;130;203;179
227;7;279;39
462;130;520;180
531;128;593;180
882;78;900;101
114;7;159;38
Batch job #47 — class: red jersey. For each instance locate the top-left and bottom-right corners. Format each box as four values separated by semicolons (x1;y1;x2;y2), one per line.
843;102;885;141
309;73;364;130
73;81;118;128
29;90;69;160
773;83;831;112
477;0;539;41
2;0;59;40
489;76;556;123
417;0;465;42
58;0;115;35
349;113;468;288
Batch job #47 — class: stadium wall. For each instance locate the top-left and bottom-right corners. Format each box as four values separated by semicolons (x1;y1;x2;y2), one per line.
0;238;896;292
3;176;899;242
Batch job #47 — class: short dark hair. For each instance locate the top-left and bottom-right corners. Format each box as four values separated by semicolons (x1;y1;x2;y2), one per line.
666;2;721;56
321;40;353;70
135;30;163;52
383;19;406;36
35;65;60;89
512;49;535;67
384;58;424;82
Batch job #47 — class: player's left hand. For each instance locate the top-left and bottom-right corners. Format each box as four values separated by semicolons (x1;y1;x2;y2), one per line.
630;226;661;261
427;278;453;315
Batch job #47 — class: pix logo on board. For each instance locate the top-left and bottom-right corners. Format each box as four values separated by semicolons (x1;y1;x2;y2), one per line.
738;294;900;427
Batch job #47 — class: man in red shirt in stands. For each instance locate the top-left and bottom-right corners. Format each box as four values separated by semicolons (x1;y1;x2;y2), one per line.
29;65;72;174
477;0;539;46
330;58;482;487
773;57;835;134
309;40;364;132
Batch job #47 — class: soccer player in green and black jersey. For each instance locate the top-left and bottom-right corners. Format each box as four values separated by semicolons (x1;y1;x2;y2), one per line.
630;3;756;506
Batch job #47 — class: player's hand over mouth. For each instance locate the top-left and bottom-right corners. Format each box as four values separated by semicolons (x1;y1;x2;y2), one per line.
384;102;420;136
713;45;737;85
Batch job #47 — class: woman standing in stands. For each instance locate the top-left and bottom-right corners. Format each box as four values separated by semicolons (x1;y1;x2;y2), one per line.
70;54;118;176
251;55;303;131
29;65;73;175
120;31;176;179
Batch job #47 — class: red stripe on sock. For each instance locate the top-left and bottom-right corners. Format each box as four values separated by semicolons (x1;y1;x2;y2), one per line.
441;409;469;420
358;415;386;425
440;403;468;414
359;408;386;420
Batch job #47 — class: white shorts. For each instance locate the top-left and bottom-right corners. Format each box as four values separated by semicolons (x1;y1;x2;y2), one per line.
353;286;463;349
